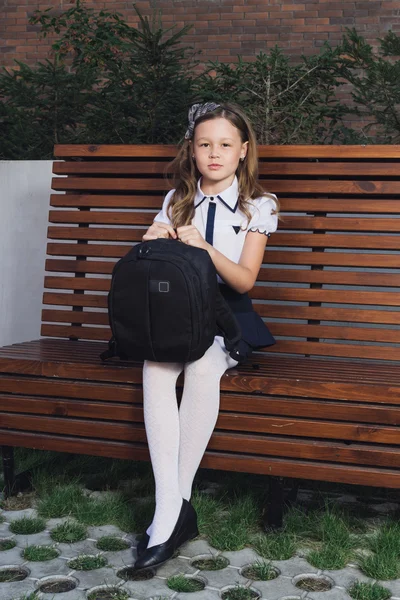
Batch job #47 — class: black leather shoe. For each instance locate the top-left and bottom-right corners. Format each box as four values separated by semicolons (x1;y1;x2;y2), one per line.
136;531;149;557
133;499;199;571
135;500;197;558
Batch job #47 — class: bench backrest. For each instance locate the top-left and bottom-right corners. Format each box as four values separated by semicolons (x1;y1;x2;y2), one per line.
45;144;400;363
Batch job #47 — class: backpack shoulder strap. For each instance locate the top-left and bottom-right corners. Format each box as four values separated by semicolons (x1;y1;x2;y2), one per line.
215;288;242;358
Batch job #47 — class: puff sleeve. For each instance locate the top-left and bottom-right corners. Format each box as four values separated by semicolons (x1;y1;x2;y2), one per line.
153;189;175;226
247;194;278;237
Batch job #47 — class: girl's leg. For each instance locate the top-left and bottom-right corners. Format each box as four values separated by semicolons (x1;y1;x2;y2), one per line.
178;336;239;501
142;359;184;548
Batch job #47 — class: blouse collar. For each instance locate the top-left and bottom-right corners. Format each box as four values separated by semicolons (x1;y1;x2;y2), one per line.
194;175;239;213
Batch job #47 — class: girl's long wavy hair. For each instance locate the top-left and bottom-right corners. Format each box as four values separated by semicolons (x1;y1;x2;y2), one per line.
164;102;279;228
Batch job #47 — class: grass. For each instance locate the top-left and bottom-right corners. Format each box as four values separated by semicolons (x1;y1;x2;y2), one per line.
348;581;392;600
1;447;399;578
205;494;260;551
191;554;229;570
250;530;297;560
0;538;17;551
68;554;108;570
241;560;278;581
22;544;59;561
357;520;400;580
167;574;205;592
221;584;260;600
50;519;87;543
9;516;46;535
87;585;130;600
96;536;130;552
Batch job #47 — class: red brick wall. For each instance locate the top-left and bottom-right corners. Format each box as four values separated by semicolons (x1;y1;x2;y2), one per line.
1;1;399;70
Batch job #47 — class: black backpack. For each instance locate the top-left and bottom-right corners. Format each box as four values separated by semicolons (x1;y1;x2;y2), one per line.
100;238;241;363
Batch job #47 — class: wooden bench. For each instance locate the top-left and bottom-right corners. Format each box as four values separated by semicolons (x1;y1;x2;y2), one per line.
1;144;400;527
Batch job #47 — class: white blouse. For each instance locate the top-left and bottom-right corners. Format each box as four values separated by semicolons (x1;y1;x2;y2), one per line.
153;175;278;267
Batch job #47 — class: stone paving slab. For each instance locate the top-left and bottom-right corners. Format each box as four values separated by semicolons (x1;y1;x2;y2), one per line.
306;588;353;600
0;545;26;565
14;530;55;547
102;547;136;568
320;567;371;588
153;555;198;578
1;507;400;600
122;576;177;598
69;565;122;589
23;557;71;578
86;524;126;539
0;577;38;599
178;538;222;559
0;522;11;536
174;590;221;600
378;578;400;598
194;565;248;588
273;557;320;577
217;547;262;568
57;539;101;558
252;574;304;599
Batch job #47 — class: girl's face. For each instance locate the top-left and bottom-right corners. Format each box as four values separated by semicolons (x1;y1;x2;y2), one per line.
192;117;248;189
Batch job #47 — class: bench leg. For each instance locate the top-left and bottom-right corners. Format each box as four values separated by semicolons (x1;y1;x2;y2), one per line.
263;477;300;532
264;476;285;531
2;445;15;498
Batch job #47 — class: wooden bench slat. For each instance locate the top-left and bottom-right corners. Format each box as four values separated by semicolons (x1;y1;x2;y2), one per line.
270;323;400;344
45;244;400;269
271;233;400;250
48;211;400;232
43;259;400;290
280;216;400;232
258;268;400;287
257;305;400;325
51;176;400;195
45;259;114;275
47;226;143;242
280;199;400;213
53;161;171;175
50;195;400;214
46;243;131;258
40;324;108;341
201;452;400;488
268;340;400;361
263;252;400;268
1;408;399;447
51;177;172;192
53;143;400;159
43;292;107;308
3;391;399;425
260;162;400;176
44;276;110;292
52;160;400;178
40;310;400;346
42;309;108;325
50;194;166;209
250;287;400;306
2;340;400;390
49;211;155;226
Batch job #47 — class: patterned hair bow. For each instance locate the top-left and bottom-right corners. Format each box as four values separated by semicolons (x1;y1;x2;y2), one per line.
184;102;221;140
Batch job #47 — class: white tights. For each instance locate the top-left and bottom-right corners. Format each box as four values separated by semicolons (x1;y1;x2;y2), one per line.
142;336;239;548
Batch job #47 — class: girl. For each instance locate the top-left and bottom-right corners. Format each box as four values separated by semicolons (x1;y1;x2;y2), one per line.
134;102;279;571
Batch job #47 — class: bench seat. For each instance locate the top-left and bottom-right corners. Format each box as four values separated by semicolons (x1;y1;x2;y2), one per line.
1;339;399;490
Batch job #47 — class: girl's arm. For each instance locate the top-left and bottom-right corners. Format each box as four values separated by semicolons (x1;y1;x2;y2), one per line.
177;225;267;294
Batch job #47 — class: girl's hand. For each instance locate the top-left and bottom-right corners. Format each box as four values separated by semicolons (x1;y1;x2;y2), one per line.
177;225;209;251
142;222;177;242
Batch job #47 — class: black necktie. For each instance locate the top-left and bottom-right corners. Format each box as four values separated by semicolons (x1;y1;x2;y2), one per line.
205;197;216;245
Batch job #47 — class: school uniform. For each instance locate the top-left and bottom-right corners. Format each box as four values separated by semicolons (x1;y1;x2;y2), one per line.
153;175;278;363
